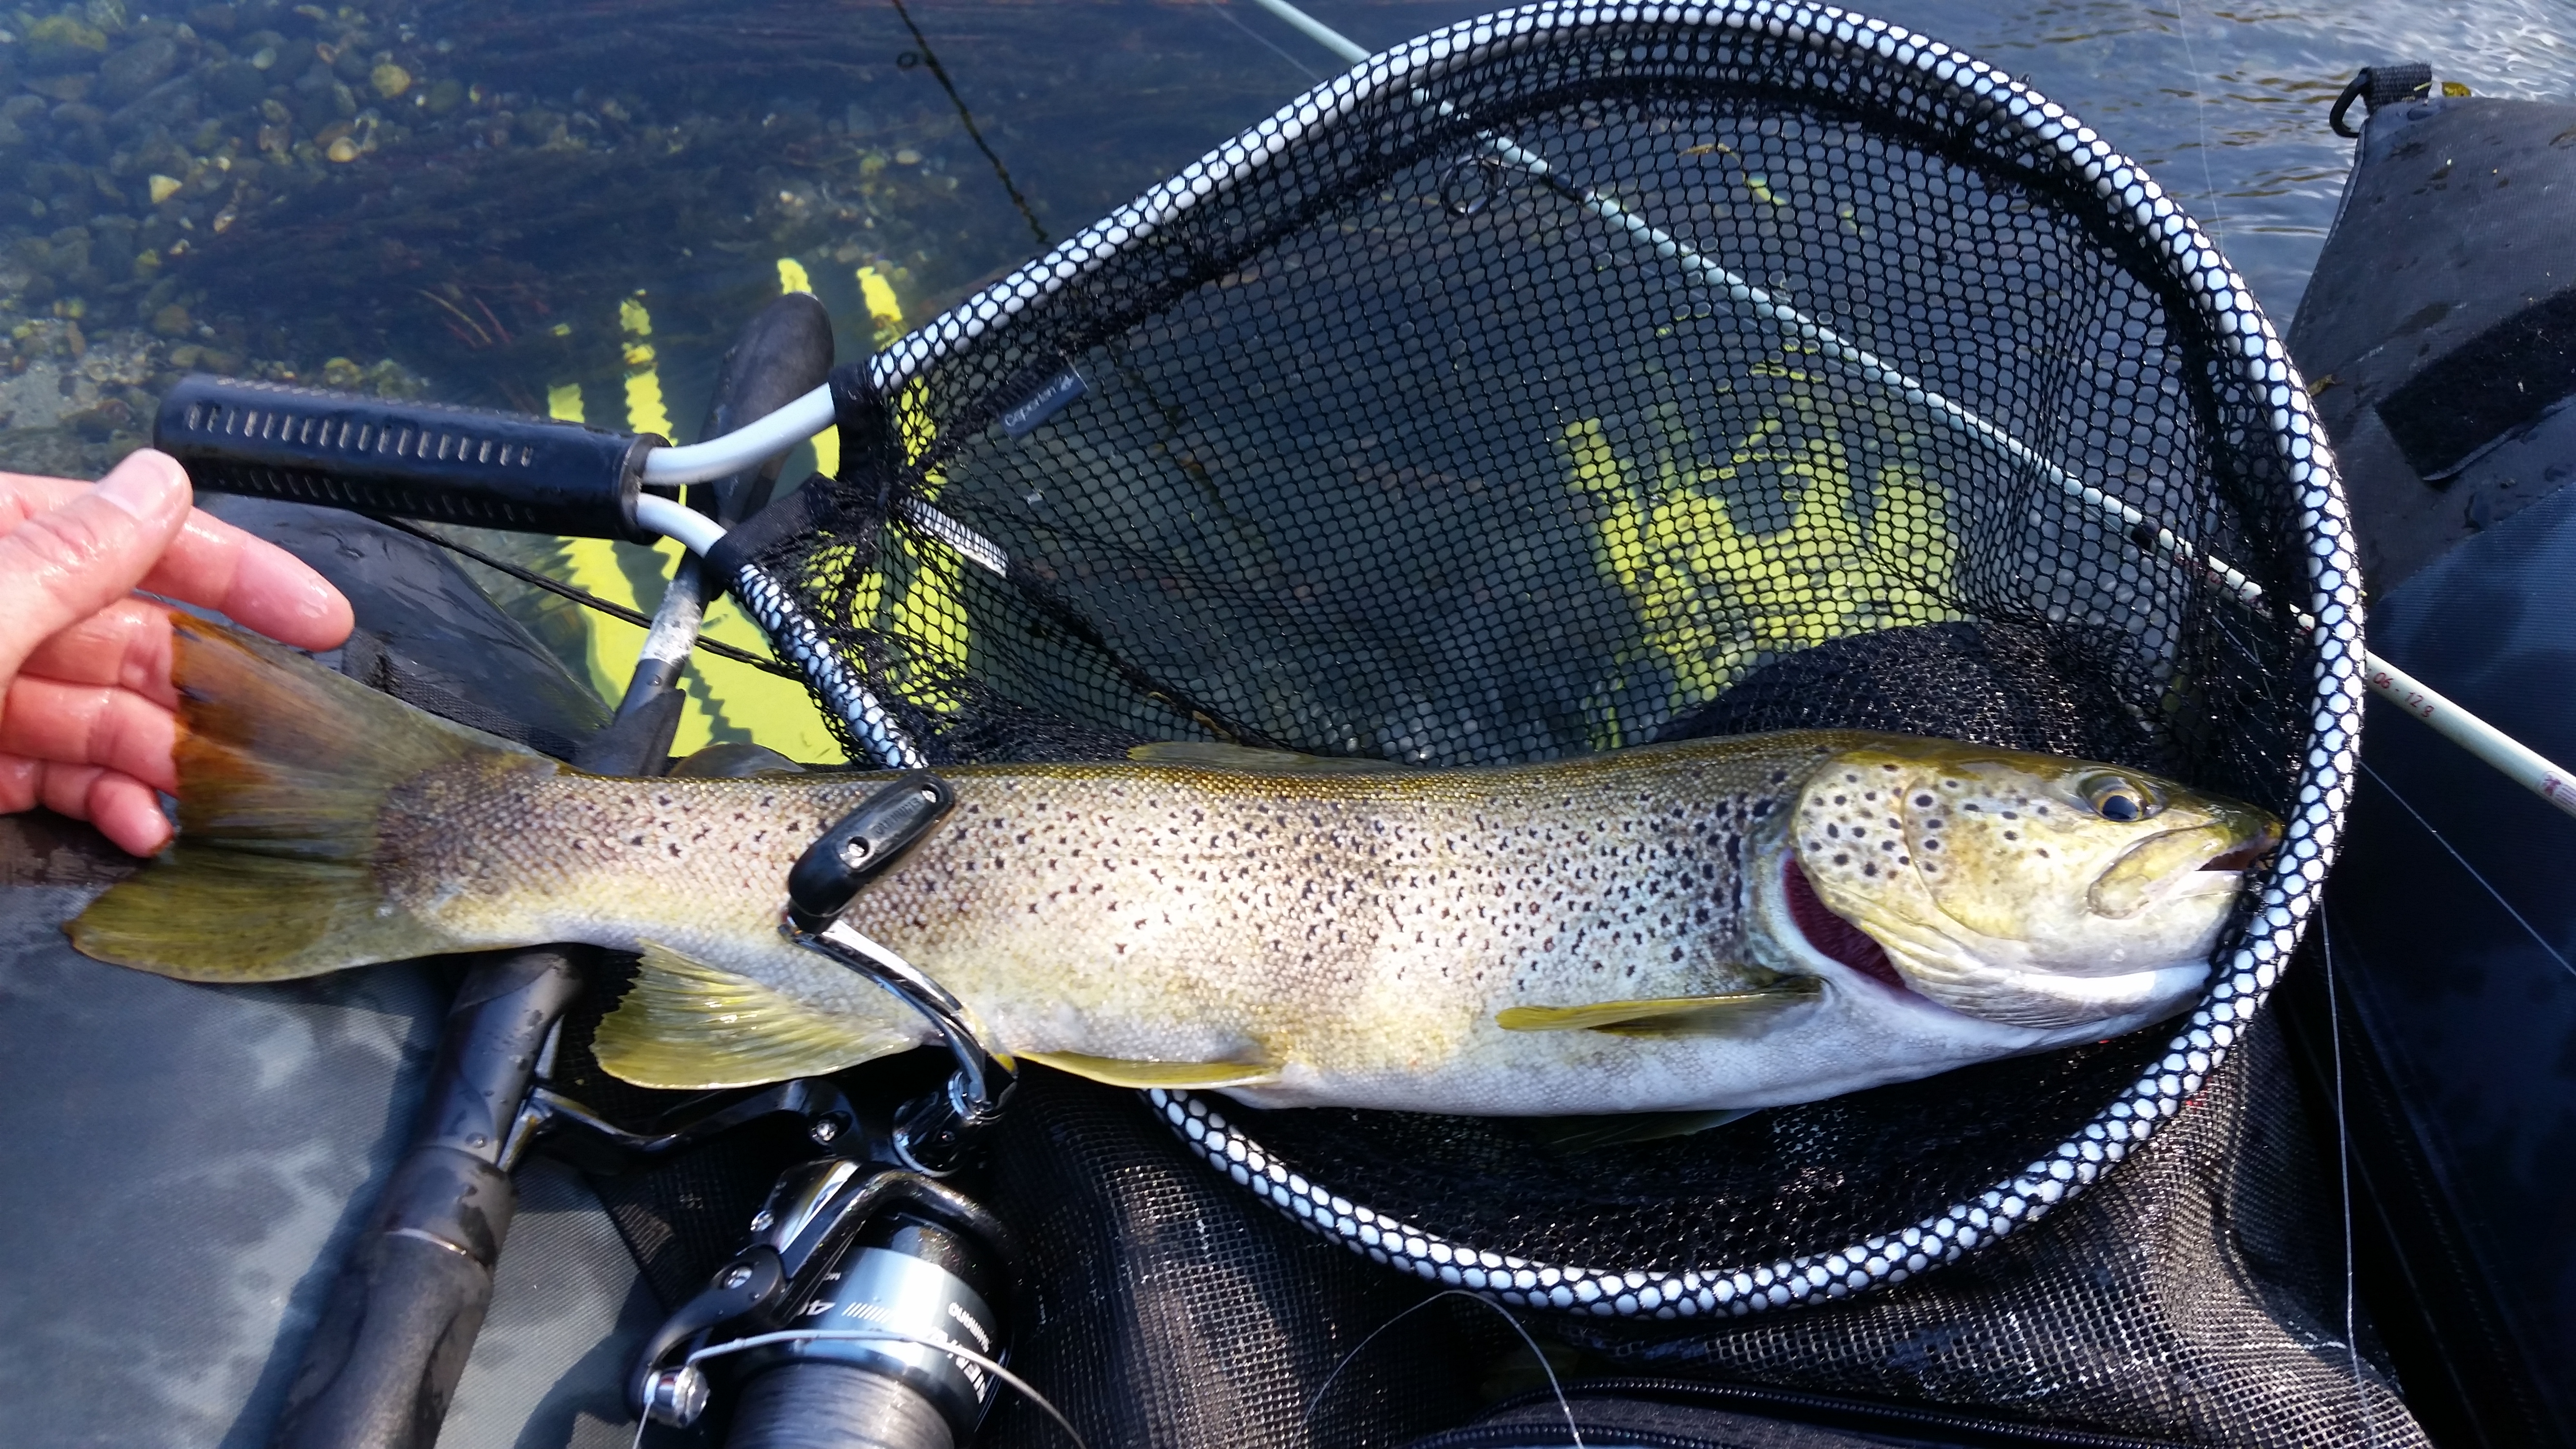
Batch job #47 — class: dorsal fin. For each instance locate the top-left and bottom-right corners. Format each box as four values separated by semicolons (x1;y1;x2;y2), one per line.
592;942;919;1090
1127;742;1413;774
1496;980;1821;1037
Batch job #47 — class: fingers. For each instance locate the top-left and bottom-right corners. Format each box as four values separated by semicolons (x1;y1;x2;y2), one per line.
0;675;178;792
0;470;86;530
0;756;171;854
0;452;354;652
75;771;174;855
0;451;353;859
17;598;177;708
141;506;354;651
0;451;192;685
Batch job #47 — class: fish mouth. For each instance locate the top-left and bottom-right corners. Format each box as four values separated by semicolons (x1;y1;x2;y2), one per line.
2091;818;2281;918
2198;837;2276;872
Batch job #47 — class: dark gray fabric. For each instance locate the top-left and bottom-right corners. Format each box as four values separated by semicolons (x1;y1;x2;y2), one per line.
2286;95;2576;592
1413;1387;2157;1449
199;495;611;754
2320;479;2576;1444
0;821;445;1449
1540;1015;2418;1448
438;1159;664;1449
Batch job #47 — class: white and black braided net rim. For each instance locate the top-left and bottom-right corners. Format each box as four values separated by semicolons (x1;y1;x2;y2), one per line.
876;0;2364;1319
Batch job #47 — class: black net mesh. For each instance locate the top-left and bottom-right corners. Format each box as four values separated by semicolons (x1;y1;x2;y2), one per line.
691;2;2375;1441
770;26;2315;790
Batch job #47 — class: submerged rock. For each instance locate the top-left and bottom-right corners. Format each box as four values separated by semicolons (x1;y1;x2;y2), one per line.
22;15;111;73
97;34;180;104
205;60;269;110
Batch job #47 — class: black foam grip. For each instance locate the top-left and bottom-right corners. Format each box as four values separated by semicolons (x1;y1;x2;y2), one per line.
154;374;665;540
270;1146;515;1449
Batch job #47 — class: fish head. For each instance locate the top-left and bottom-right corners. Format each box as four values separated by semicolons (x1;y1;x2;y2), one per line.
1787;739;2281;1029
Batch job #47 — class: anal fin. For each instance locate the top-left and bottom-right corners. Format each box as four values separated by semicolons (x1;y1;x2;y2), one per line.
1497;979;1820;1037
594;942;918;1090
1019;1050;1280;1090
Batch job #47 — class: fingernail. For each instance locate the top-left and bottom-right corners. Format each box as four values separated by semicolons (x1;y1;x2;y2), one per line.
93;450;185;519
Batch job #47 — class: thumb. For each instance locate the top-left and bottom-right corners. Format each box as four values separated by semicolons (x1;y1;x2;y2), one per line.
0;451;192;689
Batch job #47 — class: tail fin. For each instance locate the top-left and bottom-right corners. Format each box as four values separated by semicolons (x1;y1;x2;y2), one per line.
68;617;558;981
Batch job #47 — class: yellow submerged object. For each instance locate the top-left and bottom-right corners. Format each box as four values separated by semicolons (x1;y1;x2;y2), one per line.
1564;360;1961;745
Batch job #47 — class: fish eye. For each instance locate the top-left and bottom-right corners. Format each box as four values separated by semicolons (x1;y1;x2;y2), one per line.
2080;774;2157;823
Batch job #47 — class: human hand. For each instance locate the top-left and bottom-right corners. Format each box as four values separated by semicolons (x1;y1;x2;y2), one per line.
0;450;354;855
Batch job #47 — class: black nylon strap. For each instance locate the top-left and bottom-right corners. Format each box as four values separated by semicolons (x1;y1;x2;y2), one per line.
704;476;846;587
2376;284;2576;482
704;362;894;587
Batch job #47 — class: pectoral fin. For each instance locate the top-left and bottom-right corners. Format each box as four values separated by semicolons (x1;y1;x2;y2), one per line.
1127;742;1412;774
1497;980;1821;1037
1018;1050;1281;1089
593;942;918;1090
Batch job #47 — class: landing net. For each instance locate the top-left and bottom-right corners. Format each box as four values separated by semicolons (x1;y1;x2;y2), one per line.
724;0;2361;1417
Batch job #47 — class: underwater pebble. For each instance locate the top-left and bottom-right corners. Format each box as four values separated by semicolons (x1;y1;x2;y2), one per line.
147;174;183;204
21;14;108;71
98;35;181;104
372;62;412;98
894;147;921;165
325;135;360;162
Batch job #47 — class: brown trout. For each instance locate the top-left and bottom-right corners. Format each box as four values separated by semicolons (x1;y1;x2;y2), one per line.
70;620;2279;1115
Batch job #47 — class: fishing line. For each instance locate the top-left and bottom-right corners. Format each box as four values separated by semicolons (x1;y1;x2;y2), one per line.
365;513;807;682
1305;1288;1583;1449
2357;757;2576;982
2319;912;2375;1446
886;0;1051;250
2169;0;2230;248
687;1329;1090;1449
1195;0;1328;84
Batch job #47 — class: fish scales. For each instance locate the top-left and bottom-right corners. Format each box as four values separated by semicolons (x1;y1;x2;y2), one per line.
380;740;1837;1101
834;739;1841;1094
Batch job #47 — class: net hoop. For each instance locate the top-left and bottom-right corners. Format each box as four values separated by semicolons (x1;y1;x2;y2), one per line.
876;0;2362;1319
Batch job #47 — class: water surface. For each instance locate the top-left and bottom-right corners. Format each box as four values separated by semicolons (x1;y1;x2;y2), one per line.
2;0;2572;459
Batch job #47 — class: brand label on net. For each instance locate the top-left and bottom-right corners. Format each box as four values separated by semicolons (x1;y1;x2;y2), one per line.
1000;368;1086;437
